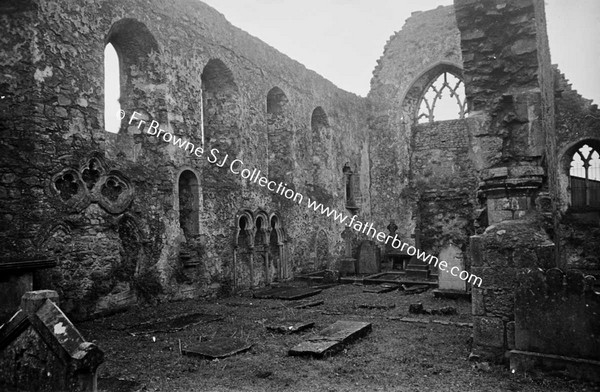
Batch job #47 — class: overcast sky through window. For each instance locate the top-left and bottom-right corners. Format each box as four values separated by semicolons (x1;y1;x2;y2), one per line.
199;0;600;102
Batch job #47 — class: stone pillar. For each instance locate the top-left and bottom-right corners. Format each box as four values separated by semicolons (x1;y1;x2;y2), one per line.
454;0;558;363
20;289;60;314
470;222;555;361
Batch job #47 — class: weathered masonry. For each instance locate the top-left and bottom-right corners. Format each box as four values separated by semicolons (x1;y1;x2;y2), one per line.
1;0;598;377
369;0;599;370
0;0;369;321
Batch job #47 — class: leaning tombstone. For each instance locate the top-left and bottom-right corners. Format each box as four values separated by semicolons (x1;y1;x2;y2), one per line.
0;290;104;392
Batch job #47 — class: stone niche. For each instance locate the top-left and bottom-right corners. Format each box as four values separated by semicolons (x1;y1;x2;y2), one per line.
0;290;104;392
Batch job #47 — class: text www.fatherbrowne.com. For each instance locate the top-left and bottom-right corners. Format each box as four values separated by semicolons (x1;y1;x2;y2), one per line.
127;111;482;288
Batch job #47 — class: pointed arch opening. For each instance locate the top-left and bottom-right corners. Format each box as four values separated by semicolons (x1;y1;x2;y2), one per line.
416;71;467;123
401;62;467;125
104;42;120;133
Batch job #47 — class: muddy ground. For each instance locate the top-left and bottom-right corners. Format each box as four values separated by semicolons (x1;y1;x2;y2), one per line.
78;282;599;392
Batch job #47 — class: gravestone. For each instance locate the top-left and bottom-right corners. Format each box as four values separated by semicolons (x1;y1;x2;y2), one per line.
338;227;356;276
183;338;253;359
288;320;372;358
438;244;466;291
253;286;322;300
357;240;380;274
0;290;104;392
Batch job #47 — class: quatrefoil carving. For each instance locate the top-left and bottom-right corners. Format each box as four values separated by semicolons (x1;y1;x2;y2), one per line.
81;158;105;190
51;157;133;214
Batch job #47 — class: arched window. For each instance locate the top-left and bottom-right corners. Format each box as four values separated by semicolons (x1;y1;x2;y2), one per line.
266;87;291;181
254;216;265;247
267;87;288;116
311;106;329;136
104;42;120;133
105;18;159;134
178;170;199;238
569;144;600;208
201;59;239;145
311;106;331;184
417;71;467;124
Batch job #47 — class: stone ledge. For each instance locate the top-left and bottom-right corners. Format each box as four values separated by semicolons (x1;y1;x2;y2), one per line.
0;258;57;272
510;350;600;383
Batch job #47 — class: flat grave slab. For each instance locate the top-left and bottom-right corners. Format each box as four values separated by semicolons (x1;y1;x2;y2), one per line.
363;272;437;287
182;338;253;359
266;321;315;334
363;284;399;293
357;303;396;310
291;299;324;309
318;320;372;341
296;270;327;281
287;340;340;356
288;320;372;358
125;312;223;334
253;287;322;300
400;284;430;295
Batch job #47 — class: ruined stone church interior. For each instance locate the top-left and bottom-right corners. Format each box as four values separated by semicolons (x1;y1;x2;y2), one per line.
0;0;599;391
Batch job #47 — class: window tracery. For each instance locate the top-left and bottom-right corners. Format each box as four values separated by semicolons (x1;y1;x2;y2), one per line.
417;72;467;124
569;144;600;208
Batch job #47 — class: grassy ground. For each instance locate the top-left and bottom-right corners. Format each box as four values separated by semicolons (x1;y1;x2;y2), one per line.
78;282;599;392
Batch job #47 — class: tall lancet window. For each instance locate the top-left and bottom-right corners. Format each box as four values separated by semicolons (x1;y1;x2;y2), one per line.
104;42;121;133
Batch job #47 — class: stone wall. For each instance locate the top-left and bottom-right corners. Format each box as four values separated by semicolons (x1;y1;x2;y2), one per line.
470;220;555;361
412;119;478;261
368;6;463;244
368;6;483;278
0;0;369;319
553;69;600;272
454;0;558;362
514;268;600;360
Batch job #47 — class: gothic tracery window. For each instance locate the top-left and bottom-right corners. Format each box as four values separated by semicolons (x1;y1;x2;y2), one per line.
569;144;600;208
417;72;467;124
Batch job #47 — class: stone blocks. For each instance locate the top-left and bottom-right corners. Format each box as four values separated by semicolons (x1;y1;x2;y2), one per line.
514;268;600;360
473;316;505;348
0;290;104;392
469;219;556;362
